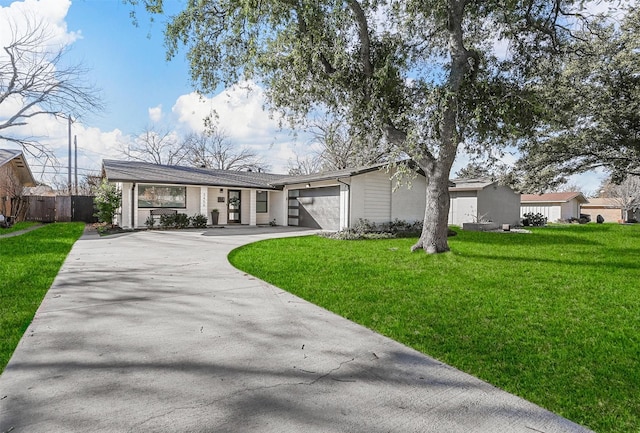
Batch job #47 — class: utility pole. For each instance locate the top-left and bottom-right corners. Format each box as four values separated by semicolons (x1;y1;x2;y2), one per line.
74;136;78;195
67;116;72;195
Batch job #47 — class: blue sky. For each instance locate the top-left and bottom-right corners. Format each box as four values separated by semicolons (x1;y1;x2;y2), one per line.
63;1;193;132
0;0;301;185
0;0;610;192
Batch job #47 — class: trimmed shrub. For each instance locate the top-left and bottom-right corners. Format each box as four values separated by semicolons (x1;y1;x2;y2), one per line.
191;213;208;228
159;213;177;229
523;212;547;227
145;215;156;229
320;219;456;240
175;213;190;229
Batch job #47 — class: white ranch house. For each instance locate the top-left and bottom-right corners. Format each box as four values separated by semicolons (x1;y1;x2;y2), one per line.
102;160;520;230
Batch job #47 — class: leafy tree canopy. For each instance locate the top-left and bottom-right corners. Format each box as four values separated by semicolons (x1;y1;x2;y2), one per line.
515;6;640;189
131;0;593;252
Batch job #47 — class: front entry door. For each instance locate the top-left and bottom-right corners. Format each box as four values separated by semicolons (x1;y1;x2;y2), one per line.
228;190;241;223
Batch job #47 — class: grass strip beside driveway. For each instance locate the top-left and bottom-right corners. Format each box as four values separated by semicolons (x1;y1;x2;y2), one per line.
0;221;38;236
228;224;640;433
0;222;85;372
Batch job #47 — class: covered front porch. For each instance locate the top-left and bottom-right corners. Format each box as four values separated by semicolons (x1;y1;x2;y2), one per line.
115;182;286;229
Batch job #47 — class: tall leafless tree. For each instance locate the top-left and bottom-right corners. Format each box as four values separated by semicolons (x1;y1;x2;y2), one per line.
309;116;388;171
288;115;388;175
120;125;189;166
286;151;322;176
0;15;102;165
183;127;268;171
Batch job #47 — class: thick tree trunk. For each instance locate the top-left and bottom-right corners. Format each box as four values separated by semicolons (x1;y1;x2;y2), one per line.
411;157;456;254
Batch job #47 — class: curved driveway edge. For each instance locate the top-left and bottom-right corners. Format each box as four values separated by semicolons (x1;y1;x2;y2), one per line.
0;227;592;433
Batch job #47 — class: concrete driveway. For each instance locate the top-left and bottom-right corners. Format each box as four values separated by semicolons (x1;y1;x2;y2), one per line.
0;227;592;433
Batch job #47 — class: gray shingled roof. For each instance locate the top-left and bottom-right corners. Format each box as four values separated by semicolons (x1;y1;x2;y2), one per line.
270;160;427;186
103;159;478;190
271;166;371;186
102;160;289;189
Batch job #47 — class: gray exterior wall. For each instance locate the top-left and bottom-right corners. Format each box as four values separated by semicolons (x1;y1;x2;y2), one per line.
477;185;521;226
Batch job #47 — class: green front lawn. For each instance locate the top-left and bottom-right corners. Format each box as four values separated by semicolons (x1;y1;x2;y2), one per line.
0;221;37;235
0;223;85;372
228;224;640;433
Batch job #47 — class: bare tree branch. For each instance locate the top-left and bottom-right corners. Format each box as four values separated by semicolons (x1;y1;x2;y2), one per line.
183;127;268;172
119;125;188;166
0;13;102;163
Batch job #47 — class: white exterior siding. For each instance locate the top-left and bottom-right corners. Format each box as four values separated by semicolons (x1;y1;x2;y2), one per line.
185;187;201;217
391;175;426;222
364;171;391;223
521;204;561;222
351;170;391;224
448;191;478;226
240;190;251;224
268;190;286;226
521;200;581;222
349;176;366;223
561;201;580;220
208;187;227;225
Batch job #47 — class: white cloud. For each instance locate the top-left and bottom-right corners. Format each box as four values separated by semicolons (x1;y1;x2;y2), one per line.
148;105;163;123
173;81;283;141
0;0;79;49
172;81;307;173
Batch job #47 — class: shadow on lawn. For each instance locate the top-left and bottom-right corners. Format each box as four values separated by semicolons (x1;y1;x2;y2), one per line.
450;230;602;247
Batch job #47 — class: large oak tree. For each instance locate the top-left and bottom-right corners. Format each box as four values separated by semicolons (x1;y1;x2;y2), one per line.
134;0;585;253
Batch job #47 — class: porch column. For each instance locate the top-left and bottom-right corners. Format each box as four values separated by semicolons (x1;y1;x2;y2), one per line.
249;189;257;226
131;183;138;228
200;186;208;219
339;183;350;229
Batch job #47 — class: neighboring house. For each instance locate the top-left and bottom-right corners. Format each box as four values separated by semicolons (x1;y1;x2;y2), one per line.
0;149;37;219
581;198;640;223
520;192;588;222
448;178;521;227
102;159;521;230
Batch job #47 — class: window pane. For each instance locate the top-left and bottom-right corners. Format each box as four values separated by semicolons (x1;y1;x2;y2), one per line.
256;191;268;213
138;185;186;208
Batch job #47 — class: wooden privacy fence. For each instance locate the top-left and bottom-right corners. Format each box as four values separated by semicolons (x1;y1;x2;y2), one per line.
26;195;98;223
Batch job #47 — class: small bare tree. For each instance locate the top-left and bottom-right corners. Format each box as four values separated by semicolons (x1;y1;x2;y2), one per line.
183;127;268;171
77;172;102;195
120;125;189;166
0;14;102;166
